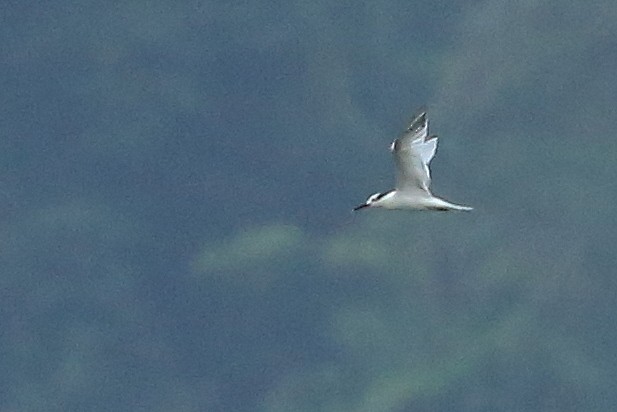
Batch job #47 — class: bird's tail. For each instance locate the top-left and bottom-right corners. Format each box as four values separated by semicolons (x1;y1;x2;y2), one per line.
428;197;473;211
448;204;473;212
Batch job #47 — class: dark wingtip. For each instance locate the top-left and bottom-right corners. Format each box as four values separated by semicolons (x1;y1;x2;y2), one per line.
412;105;428;119
407;106;428;132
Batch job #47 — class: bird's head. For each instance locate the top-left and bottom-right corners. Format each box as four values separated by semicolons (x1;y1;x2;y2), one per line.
353;191;390;211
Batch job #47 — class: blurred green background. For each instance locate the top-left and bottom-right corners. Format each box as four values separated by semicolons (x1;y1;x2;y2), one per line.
2;1;617;411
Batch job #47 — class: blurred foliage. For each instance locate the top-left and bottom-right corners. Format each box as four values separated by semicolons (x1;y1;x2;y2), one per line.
1;1;617;411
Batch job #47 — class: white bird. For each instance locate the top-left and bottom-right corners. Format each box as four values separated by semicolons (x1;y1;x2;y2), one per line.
354;108;472;212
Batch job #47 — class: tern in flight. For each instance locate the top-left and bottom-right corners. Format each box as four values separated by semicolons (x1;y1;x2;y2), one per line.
354;108;472;212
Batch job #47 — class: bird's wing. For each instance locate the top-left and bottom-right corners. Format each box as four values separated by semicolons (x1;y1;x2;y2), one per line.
390;109;437;193
401;108;429;142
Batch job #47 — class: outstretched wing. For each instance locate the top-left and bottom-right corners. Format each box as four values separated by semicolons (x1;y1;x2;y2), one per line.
390;108;437;193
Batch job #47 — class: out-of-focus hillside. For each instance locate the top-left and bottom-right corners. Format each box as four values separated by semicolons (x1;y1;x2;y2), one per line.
1;1;616;411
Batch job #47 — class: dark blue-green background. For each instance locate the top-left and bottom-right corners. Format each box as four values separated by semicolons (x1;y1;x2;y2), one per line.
2;1;617;411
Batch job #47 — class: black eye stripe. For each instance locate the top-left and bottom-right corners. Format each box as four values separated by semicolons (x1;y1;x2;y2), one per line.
376;190;394;200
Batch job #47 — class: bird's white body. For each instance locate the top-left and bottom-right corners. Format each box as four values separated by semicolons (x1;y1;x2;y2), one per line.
354;108;472;212
370;190;472;211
